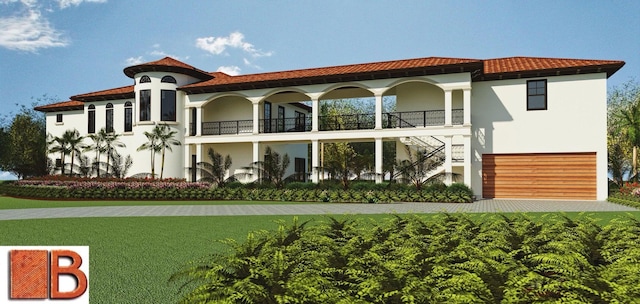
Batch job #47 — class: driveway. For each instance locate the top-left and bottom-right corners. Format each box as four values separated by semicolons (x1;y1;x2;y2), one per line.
0;199;635;221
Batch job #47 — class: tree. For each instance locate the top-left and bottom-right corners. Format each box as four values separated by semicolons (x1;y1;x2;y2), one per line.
137;129;161;179
0;105;48;179
87;128;108;177
61;129;86;176
609;80;640;181
154;124;181;179
49;134;71;175
103;131;125;177
110;152;133;178
196;148;232;186
394;145;445;190
323;142;358;189
240;146;290;188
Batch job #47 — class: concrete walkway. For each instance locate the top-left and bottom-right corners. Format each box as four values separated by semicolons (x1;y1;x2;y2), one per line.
0;199;636;221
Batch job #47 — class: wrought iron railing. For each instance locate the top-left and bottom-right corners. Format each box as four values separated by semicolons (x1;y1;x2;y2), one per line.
201;120;253;135
383;109;464;128
452;144;464;162
260;117;311;133
319;113;375;131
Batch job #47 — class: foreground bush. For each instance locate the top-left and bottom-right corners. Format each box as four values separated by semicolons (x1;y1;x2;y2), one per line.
0;179;473;203
170;214;640;303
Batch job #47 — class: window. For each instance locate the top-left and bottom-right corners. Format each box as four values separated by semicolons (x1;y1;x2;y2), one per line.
264;101;272;133
56;113;63;123
161;90;176;121
527;79;547;110
55;158;62;168
139;75;151;83
277;106;285;132
161;76;177;83
124;101;132;132
295;111;306;131
140;89;151;121
190;107;197;136
106;103;114;133
88;105;95;133
294;158;306;182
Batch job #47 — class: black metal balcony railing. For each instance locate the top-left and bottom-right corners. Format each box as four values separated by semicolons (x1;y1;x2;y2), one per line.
452;144;464;162
191;109;465;136
260;117;312;133
319;113;375;131
383;109;464;128
201;120;252;135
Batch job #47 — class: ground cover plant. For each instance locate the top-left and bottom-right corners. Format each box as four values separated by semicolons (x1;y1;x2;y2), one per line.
0;176;474;203
171;213;640;303
608;181;640;209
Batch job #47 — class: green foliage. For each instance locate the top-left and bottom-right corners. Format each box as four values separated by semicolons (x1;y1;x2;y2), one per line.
608;80;640;182
196;148;232;186
0;104;48;178
171;214;640;303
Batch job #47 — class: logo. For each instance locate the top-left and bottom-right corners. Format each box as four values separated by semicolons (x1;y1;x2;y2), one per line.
1;246;89;303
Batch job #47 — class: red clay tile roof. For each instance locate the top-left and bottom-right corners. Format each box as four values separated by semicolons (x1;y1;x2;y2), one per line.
71;85;134;102
481;57;624;80
35;55;625;112
180;57;483;93
123;57;213;80
34;100;84;112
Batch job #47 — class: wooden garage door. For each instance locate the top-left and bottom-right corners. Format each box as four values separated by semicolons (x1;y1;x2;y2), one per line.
482;152;596;200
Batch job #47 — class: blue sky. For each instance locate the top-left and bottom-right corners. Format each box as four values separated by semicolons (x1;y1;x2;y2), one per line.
0;0;638;179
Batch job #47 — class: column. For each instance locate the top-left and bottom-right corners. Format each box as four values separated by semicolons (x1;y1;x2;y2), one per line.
375;94;383;130
463;88;471;126
375;137;383;183
252;141;260;182
311;140;319;183
252;101;260;134
195;143;202;180
195;107;202;136
311;95;320;132
463;135;472;186
184;144;191;181
444;90;452;127
443;135;453;185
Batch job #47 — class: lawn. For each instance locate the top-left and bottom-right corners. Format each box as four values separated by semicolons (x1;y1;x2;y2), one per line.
2;212;640;303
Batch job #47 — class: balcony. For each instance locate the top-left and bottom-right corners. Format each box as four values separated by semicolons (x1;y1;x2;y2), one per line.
190;109;464;136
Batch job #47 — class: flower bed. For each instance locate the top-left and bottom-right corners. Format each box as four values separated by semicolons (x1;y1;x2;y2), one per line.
0;177;474;203
608;182;640;209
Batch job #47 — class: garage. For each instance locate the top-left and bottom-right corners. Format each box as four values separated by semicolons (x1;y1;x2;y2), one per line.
482;152;596;200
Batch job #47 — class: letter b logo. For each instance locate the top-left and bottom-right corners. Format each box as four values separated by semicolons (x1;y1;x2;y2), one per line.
2;246;89;303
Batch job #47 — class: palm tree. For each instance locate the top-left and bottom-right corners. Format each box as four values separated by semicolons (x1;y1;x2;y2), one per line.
196;148;232;186
613;102;640;180
48;134;70;175
137;129;161;179
154;124;181;179
87;128;108;177
63;129;87;176
103;131;126;177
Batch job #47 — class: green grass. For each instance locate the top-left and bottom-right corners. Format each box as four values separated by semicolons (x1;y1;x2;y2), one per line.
0;196;315;209
2;212;640;303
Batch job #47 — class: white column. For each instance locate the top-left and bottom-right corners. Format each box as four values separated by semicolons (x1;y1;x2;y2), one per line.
196;107;202;136
184;145;191;181
375;137;383;183
252;102;260;134
463;88;471;126
444;135;453;185
375;94;383;130
463;135;471;186
252;141;260;182
311;140;319;183
310;95;320;132
444;90;452;127
195;143;202;180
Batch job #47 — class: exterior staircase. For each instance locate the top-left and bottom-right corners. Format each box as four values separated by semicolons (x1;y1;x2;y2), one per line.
399;135;447;178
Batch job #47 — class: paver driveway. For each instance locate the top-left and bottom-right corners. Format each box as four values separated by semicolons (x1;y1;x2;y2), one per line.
0;199;635;221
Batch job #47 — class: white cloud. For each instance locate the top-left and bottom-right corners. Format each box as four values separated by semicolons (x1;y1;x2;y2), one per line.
0;9;68;52
0;171;18;180
216;65;241;76
196;31;272;58
125;56;144;65
57;0;107;9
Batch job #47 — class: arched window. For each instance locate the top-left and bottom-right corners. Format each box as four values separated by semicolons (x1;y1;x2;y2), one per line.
139;75;151;83
124;101;133;132
88;104;96;134
161;76;177;83
106;103;114;133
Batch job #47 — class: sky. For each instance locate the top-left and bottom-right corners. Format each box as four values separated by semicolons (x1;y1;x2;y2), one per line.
0;0;639;179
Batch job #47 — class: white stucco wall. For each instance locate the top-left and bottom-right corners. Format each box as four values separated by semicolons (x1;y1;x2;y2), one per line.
470;73;608;200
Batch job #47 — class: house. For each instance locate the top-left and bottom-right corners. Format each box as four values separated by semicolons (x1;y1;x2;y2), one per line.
35;55;625;200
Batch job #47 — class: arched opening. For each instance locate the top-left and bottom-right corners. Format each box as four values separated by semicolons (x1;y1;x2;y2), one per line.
201;95;253;135
261;90;311;133
105;103;114;133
